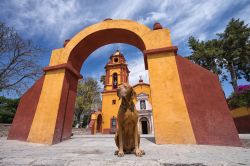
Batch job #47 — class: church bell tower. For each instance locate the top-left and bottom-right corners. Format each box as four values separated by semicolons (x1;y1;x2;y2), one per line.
104;50;130;91
101;50;130;134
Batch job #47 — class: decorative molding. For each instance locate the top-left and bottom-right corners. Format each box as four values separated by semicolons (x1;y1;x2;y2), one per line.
103;18;112;21
133;83;150;88
63;39;70;47
143;46;178;70
101;89;117;94
43;63;82;79
153;22;163;30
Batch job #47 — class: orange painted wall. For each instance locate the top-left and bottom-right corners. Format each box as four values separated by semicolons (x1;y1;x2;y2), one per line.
27;69;66;144
133;84;152;103
147;53;196;144
101;92;120;133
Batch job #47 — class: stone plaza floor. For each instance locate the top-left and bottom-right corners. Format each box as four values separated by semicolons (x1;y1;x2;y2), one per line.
0;134;250;166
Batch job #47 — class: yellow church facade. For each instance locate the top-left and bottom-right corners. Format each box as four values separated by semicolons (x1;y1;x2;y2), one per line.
92;50;154;134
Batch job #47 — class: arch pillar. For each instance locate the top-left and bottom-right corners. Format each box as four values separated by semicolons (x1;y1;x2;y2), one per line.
144;46;196;144
27;63;82;144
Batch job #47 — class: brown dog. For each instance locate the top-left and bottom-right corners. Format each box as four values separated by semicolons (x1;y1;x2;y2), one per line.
114;83;145;157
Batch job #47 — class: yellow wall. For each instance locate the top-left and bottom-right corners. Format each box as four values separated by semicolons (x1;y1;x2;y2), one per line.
102;84;152;133
147;53;196;144
231;107;250;118
105;69;121;91
101;92;121;132
90;111;102;134
91;113;97;120
27;69;66;144
133;84;152;103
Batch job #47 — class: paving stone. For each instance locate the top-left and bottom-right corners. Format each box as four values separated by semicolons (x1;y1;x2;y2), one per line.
0;134;249;166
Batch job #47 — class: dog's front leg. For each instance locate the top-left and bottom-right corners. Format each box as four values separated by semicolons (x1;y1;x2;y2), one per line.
118;127;124;157
134;125;143;157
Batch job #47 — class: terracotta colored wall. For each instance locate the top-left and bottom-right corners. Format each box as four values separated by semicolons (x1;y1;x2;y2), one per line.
233;115;250;133
27;69;66;144
8;76;45;141
176;55;241;146
230;107;250;133
61;71;78;141
102;129;111;134
52;70;78;143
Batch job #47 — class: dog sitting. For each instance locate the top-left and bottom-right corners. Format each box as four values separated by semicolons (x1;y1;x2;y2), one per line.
114;83;145;157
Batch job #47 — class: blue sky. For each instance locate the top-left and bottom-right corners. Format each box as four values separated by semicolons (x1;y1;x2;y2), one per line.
0;0;249;97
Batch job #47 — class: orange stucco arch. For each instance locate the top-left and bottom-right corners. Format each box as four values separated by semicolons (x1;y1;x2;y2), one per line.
48;19;172;71
89;111;103;134
8;19;241;146
24;19;195;145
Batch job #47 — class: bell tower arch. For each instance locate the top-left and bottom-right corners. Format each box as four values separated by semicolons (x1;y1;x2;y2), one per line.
104;50;130;91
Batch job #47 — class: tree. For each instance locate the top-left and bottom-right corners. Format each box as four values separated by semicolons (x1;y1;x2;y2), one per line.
217;18;250;91
188;18;250;92
0;22;42;95
74;77;101;127
227;85;250;110
100;75;106;85
0;96;19;123
188;37;223;76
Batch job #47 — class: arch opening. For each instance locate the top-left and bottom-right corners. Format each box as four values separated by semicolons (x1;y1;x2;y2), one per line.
140;117;149;134
68;28;146;72
76;43;148;134
112;73;118;89
96;114;102;133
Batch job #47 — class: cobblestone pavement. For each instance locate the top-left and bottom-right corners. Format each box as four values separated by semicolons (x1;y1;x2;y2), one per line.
0;134;249;166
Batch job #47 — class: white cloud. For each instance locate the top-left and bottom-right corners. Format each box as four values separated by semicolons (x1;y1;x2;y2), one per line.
170;1;231;43
111;0;144;19
89;44;124;58
2;0;249;45
1;0;97;43
127;56;149;86
137;12;168;25
137;0;239;44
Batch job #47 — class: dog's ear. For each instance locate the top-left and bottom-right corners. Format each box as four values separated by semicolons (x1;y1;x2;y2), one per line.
117;87;121;100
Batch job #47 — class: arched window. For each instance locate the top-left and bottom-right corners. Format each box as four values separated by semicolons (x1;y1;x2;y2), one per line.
112;73;118;89
113;57;119;63
140;100;146;110
96;114;102;133
110;116;117;134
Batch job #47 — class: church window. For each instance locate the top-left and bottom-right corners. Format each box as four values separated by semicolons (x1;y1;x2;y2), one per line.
111;116;116;128
140;100;146;110
112;73;118;89
114;57;119;63
112;99;116;105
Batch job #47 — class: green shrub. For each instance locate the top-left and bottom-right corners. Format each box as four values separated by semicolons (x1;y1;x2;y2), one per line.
0;96;19;123
228;87;250;110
